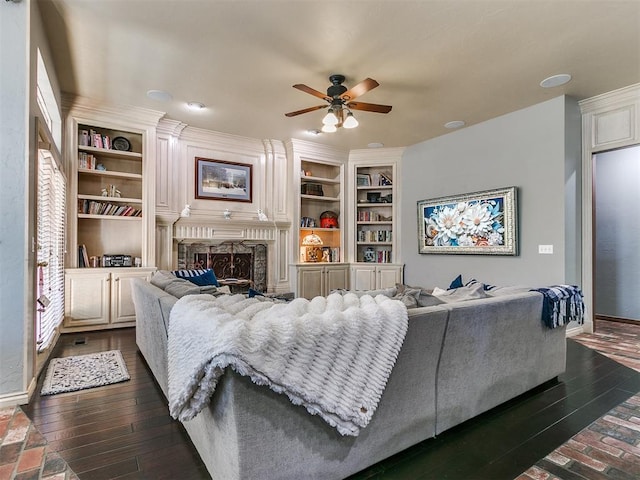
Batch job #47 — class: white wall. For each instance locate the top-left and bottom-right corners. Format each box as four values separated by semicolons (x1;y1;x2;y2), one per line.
594;145;640;320
400;96;581;289
0;0;31;403
0;0;62;405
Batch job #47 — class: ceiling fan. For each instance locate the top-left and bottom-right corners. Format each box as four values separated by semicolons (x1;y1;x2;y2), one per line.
285;74;392;130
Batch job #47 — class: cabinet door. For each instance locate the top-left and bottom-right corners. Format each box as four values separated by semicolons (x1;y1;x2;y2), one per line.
324;265;349;294
64;271;110;327
377;265;403;289
351;265;377;291
298;266;324;299
111;269;154;324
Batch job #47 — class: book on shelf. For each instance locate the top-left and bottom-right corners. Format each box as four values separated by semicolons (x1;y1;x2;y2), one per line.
79;130;90;146
78;244;90;268
357;230;392;242
92;133;103;149
78;199;142;217
78;152;96;169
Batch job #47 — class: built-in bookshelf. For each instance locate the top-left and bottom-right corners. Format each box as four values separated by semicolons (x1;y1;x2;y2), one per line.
62;100;162;332
298;159;343;264
347;149;404;291
73;123;145;266
354;165;395;263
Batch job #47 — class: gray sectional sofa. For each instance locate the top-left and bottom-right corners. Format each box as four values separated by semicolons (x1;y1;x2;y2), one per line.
131;277;567;480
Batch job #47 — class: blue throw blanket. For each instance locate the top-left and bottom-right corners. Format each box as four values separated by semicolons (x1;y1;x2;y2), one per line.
531;285;584;328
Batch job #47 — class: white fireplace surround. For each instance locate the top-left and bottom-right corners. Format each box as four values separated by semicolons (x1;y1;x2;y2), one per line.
155;213;291;294
173;216;278;243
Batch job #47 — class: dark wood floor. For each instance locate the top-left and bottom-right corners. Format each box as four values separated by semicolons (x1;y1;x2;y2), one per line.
23;324;640;480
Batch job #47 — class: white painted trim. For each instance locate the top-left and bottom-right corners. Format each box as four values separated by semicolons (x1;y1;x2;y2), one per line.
579;84;640;336
566;325;585;338
0;390;29;408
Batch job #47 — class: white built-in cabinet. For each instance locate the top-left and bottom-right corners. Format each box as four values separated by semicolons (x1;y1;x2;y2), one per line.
62;97;163;331
350;264;403;291
64;268;154;330
296;264;350;299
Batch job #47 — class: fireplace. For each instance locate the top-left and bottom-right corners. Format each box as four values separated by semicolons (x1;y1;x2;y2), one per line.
177;241;267;292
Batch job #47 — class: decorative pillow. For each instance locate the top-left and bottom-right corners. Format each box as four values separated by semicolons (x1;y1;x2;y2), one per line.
417;292;445;307
172;268;219;287
150;270;180;289
432;283;488;303
395;284;444;309
485;285;531;297
448;274;496;291
164;281;202;298
448;274;464;290
465;278;497;291
394;287;420;308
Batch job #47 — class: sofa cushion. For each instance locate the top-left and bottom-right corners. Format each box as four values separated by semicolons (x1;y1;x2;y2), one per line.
332;287;397;298
173;268;219;286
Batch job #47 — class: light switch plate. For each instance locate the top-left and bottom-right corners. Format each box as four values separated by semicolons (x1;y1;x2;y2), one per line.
538;244;554;254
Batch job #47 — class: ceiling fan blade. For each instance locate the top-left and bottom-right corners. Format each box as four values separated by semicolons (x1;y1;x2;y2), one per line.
347;101;392;114
340;78;379;101
284;104;328;117
293;84;331;101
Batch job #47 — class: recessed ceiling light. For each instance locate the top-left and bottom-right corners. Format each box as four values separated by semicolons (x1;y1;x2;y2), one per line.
187;101;206;111
146;89;172;102
540;74;572;88
444;120;465;129
367;142;384;148
306;129;322;136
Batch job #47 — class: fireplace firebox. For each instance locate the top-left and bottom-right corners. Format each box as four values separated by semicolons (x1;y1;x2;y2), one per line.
177;242;267;292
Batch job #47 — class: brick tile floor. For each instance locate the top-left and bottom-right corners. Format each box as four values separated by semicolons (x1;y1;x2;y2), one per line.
0;406;77;480
517;320;640;480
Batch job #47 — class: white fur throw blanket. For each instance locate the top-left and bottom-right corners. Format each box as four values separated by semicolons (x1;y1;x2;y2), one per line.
167;292;408;436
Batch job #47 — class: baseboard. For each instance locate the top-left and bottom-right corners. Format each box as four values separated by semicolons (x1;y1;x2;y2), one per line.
596;314;639;324
566;325;585;337
0;390;29;408
0;376;37;408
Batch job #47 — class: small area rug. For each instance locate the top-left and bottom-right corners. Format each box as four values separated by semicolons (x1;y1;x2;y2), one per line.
41;350;130;396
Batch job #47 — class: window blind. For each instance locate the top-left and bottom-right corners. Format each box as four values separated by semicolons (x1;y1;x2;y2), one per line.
37;150;66;352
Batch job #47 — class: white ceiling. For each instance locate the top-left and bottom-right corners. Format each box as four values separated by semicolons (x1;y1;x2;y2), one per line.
40;0;640;150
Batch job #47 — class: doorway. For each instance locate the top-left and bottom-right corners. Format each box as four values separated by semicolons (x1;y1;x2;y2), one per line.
593;145;640;323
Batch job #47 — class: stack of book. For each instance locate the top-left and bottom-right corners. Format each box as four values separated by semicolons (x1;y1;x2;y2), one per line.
78;199;141;217
78;152;97;169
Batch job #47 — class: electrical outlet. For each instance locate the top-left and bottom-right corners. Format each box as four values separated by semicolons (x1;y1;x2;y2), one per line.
538;244;554;254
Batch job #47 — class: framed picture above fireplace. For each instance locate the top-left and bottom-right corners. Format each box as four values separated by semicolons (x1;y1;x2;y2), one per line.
195;157;252;202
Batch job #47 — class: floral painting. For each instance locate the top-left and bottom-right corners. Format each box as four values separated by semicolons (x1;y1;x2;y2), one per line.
417;186;518;255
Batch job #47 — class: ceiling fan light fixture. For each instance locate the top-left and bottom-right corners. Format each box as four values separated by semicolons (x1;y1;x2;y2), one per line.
321;123;337;133
343;111;359;129
322;109;339;126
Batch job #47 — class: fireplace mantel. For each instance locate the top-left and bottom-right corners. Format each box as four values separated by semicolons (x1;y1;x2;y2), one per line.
173;216;289;242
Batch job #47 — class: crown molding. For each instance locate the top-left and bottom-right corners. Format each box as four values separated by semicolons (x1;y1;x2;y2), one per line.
62;93;166;127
